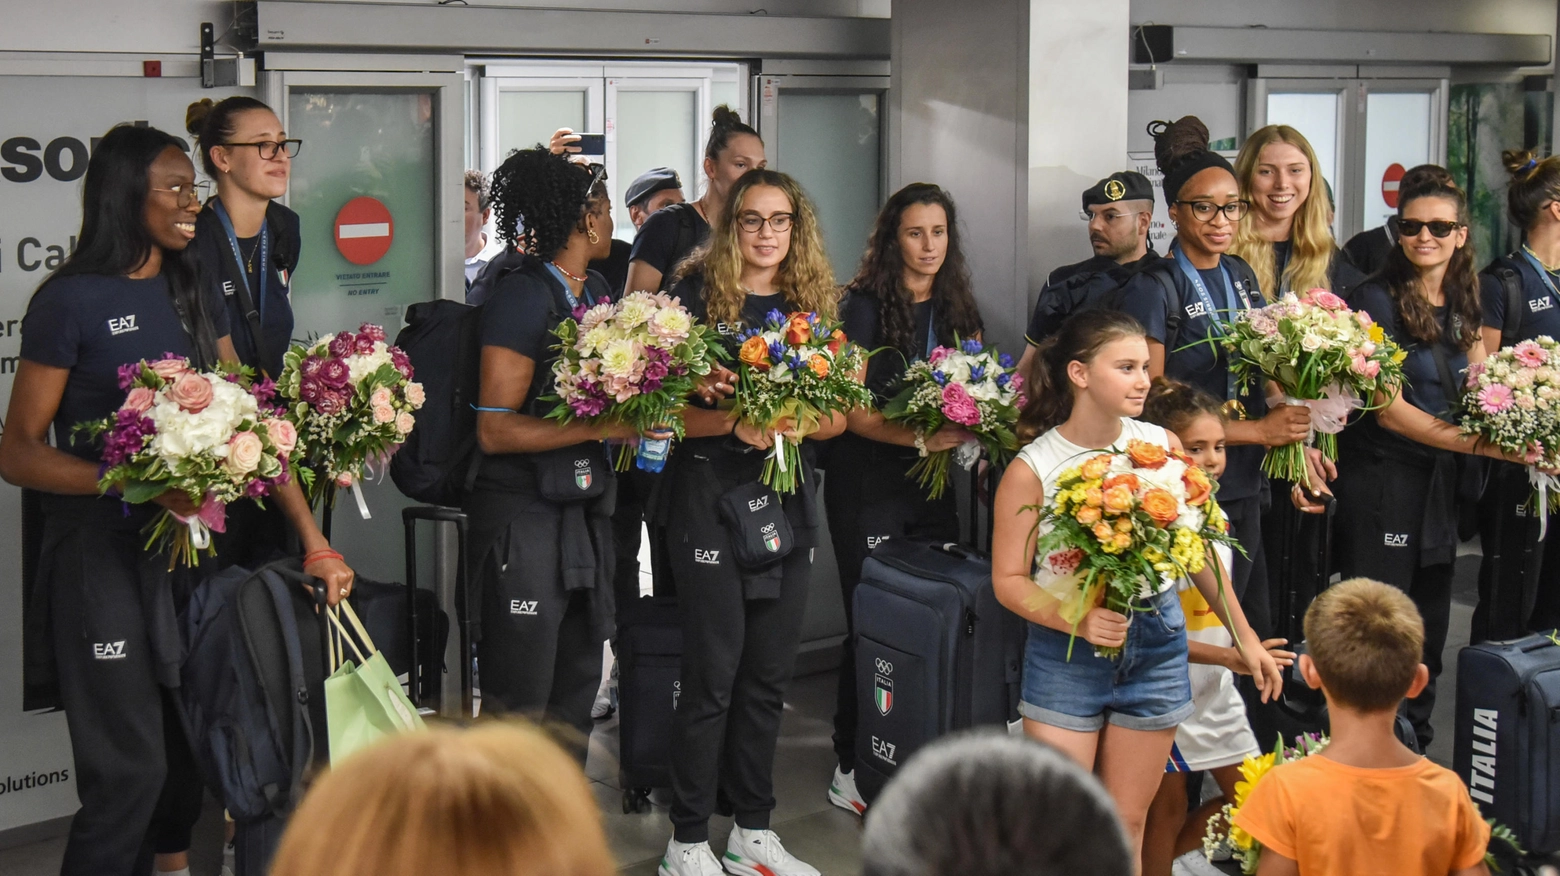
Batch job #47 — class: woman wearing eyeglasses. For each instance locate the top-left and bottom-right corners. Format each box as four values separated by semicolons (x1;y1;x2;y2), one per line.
1470;152;1560;643
1330;179;1533;751
655;169;844;876
0;124;354;876
1119;116;1313;636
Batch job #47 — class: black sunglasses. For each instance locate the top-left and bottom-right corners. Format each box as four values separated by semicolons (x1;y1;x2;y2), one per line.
1391;217;1463;239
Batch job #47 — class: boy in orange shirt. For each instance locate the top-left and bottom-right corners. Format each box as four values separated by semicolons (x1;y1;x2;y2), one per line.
1233;578;1490;876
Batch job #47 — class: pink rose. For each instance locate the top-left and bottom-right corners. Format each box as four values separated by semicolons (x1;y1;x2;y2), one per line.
335;472;355;487
1513;340;1548;369
395;411;415;435
1304;289;1347;311
226;431;264;476
1465;361;1487;388
370;387;393;408
359;323;387;342
928;347;951;365
372;403;396;424
940;382;981;427
168;373;214;413
122;386;156;413
263;418;297;456
150;358;190;381
1478;384;1515;414
1350;354;1370;376
405;382;425;408
1362;360;1380;379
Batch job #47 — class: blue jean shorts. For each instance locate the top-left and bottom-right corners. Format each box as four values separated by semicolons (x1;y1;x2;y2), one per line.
1019;585;1194;732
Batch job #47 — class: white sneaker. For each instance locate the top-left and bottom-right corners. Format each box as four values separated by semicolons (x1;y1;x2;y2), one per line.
827;765;867;816
658;839;725;876
723;827;820;876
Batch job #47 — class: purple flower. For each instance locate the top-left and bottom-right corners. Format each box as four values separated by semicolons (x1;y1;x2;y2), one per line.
353;334;375;355
299;378;323;404
245;479;269;499
301;356;324;379
327;334;354;359
359;323;387;343
391;349;414;380
318;358;350;389
117;362;141;391
317;390;348;416
253;377;277;407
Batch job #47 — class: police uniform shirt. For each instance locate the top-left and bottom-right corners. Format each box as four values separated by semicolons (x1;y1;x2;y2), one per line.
475;258;608;492
194;202;299;377
1480;254;1560;343
1025;250;1158;345
1347;281;1468;455
629;204;710;278
21;273;230;462
1119;255;1266;501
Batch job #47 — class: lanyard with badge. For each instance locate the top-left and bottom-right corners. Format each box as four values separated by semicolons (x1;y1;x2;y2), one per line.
544;264;589;309
1170;240;1252;410
213;199;268;321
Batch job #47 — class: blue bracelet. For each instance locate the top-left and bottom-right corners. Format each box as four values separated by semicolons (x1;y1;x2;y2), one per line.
470;404;518;413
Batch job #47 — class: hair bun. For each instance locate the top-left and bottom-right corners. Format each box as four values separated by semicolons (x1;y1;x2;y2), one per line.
1503;149;1541;179
185;98;216;137
711;104;743;130
1149;115;1211;175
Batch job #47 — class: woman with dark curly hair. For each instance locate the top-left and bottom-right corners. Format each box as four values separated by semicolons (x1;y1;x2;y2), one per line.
655;169;844;876
820;182;983;816
468;147;656;748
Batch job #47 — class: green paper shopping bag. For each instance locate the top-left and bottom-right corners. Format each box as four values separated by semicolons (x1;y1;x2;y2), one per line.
324;600;426;763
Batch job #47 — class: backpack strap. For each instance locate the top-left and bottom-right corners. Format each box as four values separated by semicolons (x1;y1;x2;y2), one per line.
1147;263;1183;343
1498;266;1524;350
663;204;699;291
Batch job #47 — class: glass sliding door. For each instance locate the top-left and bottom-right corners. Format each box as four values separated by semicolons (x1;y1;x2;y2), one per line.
1362;89;1438;232
606;77;707;242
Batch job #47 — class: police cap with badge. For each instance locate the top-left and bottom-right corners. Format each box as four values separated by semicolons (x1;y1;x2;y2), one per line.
1082;171;1154;212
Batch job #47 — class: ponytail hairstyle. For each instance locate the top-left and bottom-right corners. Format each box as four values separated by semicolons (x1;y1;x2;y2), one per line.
1379;180;1481;351
1141;377;1225;437
844;182;982;356
185;96;275;177
1503;149;1560;230
705;104;760;165
1015;310;1145;442
41;124;218;367
489;147;606;263
1232;125;1335;299
676;169;838;326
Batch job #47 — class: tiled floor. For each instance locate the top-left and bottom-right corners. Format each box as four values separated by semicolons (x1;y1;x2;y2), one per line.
0;552;1514;875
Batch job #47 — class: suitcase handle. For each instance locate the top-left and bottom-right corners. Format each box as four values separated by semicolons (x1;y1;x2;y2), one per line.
933;542;976;560
403;505;472;718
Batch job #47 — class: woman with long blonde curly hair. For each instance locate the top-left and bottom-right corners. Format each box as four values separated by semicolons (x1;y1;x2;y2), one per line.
655;168;845;876
1232;125;1364;300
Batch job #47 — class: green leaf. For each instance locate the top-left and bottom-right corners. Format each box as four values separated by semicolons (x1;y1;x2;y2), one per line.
121;478;168;505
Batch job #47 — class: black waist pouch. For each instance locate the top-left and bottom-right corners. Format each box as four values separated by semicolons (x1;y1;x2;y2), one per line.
530;443;609;503
716;481;794;571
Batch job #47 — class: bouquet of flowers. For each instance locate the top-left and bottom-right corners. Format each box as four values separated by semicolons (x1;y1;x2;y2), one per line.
1218;289;1406;486
1203;733;1330;873
733;309;872;494
1026;439;1242;660
76;354;297;569
545;290;725;472
881;338;1024;499
1455;336;1560;535
275;323;423;517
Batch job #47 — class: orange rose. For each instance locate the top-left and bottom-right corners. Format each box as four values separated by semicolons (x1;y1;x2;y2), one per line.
1102;484;1134;515
1126;438;1168;470
1080;454;1113;481
1102;472;1139;493
1170;448;1195;466
828;329;847;354
1075;506;1102;525
1142;488;1179;527
808;354;830;378
1112;532;1133;551
1182;466;1213;506
739;335;771;371
1083;487;1104;508
785;314;812;345
1092;521;1114;542
1115;517;1133;533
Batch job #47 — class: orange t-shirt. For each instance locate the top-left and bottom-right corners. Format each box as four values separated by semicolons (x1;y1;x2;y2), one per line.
1233;754;1490;875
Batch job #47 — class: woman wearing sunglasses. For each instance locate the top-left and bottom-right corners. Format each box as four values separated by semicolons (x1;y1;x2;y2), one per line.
1120;116;1313;638
1330;179;1532;751
1471;151;1560;642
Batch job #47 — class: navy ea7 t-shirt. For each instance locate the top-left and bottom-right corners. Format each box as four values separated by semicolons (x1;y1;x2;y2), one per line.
1481;253;1560;345
21;273;228;461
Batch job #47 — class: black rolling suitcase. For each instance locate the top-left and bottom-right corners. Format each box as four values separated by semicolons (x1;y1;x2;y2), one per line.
616;591;682;813
402;505;475;716
850;465;1024;804
1453;631;1560;855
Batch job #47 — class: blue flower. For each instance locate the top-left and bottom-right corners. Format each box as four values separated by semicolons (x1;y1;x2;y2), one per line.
996;373;1010;387
766;309;786;328
769;340;786;360
998;353;1014;368
932;372;948;386
970;365;986;382
961;339;982;355
786;354;805;370
743;327;762;339
807;312;821;326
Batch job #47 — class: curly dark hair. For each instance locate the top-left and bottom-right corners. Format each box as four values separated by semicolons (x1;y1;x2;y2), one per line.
844;183;982;356
1141;377;1225;436
489;147;605;262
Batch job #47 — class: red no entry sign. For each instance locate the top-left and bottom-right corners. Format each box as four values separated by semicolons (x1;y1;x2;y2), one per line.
1381;163;1406;209
334;196;394;265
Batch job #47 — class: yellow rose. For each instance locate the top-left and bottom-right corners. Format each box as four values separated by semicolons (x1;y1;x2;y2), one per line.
1092;521;1114;542
1083;487;1104;508
1075;506;1102;525
1080;454;1113;481
1115;517;1133;533
1102;484;1135;514
1112;532;1132;551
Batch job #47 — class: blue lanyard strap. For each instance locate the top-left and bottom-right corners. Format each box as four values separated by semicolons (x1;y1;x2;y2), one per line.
1520;249;1560;314
924;311;937;360
545;263;587;309
212;199;268;321
1170;242;1251;401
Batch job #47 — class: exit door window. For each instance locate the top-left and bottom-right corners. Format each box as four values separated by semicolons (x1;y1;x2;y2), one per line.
1363;92;1434;231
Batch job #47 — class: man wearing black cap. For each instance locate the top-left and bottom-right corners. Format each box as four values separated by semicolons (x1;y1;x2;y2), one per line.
1019;171;1158;371
588;167;686;298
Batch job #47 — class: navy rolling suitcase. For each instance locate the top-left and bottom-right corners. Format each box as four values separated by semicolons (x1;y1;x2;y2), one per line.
616;593;682;813
851;538;1024;802
1453;632;1560;855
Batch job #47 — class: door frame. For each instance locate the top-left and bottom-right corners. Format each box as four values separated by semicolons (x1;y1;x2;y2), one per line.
755;72;891;208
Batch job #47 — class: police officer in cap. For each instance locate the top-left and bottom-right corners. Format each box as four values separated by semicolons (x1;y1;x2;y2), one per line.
1019;171;1157;372
590;167;686;297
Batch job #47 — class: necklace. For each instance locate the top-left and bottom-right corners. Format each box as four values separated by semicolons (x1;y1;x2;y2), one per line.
550;261;589;283
1525;244;1560;274
242;236;261;274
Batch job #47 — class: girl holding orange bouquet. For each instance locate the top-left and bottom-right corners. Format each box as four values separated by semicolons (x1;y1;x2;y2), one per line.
990;310;1281;864
656;169;848;876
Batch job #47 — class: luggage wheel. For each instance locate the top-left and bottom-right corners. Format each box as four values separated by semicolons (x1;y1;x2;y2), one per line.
623;788;652;814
